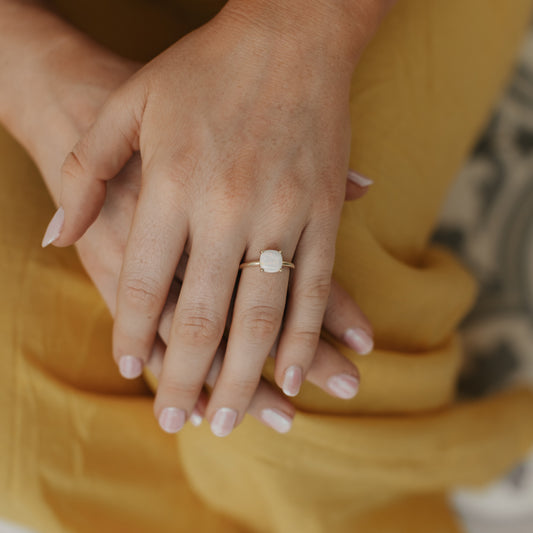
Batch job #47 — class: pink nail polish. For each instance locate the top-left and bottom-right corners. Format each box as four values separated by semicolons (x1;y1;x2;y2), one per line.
327;374;359;399
41;206;64;247
118;355;143;379
260;408;293;433
159;407;186;433
344;328;374;355
190;409;203;427
211;408;237;437
282;366;302;397
347;170;373;187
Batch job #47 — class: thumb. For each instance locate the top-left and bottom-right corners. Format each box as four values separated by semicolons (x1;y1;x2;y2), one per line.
42;85;144;248
344;169;373;202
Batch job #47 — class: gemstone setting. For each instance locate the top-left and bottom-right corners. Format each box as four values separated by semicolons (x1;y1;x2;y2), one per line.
259;250;283;273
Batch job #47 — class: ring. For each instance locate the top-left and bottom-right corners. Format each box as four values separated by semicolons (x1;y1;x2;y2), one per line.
239;250;295;273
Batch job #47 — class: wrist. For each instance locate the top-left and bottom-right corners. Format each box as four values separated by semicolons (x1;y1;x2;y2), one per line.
0;1;136;151
26;46;137;203
221;0;395;70
0;1;139;202
0;2;73;127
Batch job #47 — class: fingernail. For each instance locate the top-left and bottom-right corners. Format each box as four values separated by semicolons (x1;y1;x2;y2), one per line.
159;407;186;433
211;408;237;437
41;206;65;247
260;408;293;434
347;170;373;187
190;409;203;427
344;328;374;355
327;373;359;399
118;355;144;379
282;366;302;397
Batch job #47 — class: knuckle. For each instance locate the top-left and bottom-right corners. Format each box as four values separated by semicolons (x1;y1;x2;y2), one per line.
296;275;332;303
241;305;282;342
174;305;224;347
121;275;162;310
223;375;261;398
61;147;86;182
160;377;200;399
291;328;321;353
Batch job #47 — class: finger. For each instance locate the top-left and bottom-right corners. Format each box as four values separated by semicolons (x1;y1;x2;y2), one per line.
150;318;296;434
143;334;207;427
347;170;373;187
206;246;293;437
323;278;374;355
209;334;297;434
243;378;295;434
157;273;218;429
274;222;335;397
195;338;296;434
114;177;188;379
144;334;166;378
46;84;144;247
189;392;208;427
156;254;297;435
344;169;373;202
304;338;361;399
154;232;245;433
150;329;358;432
157;278;182;344
344;180;368;202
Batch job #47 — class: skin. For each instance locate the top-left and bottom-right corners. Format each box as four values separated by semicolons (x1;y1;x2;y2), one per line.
47;0;395;436
0;0;377;434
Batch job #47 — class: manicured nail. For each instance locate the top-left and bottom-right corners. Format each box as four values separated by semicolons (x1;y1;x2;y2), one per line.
260;408;293;434
282;366;302;397
327;373;359;399
41;206;64;247
190;409;203;427
211;408;237;437
159;407;186;433
347;170;373;187
344;328;374;355
118;355;143;379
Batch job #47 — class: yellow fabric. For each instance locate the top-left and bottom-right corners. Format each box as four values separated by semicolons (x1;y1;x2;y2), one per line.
1;1;533;532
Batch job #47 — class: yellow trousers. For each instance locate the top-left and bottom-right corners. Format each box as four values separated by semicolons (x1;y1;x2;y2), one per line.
1;1;533;532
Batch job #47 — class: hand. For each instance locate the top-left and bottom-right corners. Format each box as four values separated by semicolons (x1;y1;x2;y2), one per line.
0;0;373;436
148;276;374;433
50;1;371;435
78;154;374;435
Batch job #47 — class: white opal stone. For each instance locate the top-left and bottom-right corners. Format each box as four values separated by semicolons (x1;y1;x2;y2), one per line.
260;250;283;273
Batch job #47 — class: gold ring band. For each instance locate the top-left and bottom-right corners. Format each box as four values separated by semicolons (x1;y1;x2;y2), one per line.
239;250;295;273
239;261;295;270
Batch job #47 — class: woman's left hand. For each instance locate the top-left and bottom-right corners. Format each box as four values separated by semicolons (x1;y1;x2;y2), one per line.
77;152;374;435
49;0;372;434
23;65;370;434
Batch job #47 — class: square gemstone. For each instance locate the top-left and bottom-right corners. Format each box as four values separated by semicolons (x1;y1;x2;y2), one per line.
260;250;283;273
